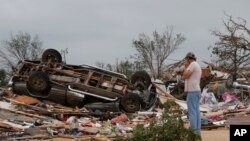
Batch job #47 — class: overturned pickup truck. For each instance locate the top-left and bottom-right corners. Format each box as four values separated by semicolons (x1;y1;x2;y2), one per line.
8;49;158;113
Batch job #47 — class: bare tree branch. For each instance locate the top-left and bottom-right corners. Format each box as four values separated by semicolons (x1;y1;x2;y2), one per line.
132;26;186;79
0;32;44;74
210;15;250;81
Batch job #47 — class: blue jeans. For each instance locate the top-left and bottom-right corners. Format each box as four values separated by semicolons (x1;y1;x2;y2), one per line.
187;91;201;135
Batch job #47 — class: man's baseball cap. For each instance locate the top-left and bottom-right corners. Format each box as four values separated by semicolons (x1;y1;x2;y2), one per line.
185;52;196;60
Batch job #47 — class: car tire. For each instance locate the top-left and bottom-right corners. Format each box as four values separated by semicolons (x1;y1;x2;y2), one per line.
131;71;151;91
120;93;143;113
42;49;62;64
27;71;51;97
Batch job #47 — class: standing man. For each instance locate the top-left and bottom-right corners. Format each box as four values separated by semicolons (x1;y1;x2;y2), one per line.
182;52;202;135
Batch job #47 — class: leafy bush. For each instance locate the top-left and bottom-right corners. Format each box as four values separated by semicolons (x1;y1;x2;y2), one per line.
127;100;200;141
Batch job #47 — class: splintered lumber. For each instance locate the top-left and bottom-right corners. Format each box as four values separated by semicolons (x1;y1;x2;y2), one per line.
12;95;40;105
53;134;124;140
226;115;250;125
152;82;211;112
201;124;225;130
4;97;51;112
152;82;175;99
3;97;91;117
51;135;96;141
223;109;250;116
8;135;52;140
0;121;22;131
0;107;49;120
0;120;29;131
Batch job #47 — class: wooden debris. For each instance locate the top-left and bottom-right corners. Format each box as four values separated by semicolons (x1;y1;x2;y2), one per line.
0;121;21;132
0;120;26;131
201;125;225;130
226;115;250;125
3;96;92;117
0;107;49;120
152;82;175;99
24;127;48;136
12;95;41;105
81;127;100;134
8;135;52;140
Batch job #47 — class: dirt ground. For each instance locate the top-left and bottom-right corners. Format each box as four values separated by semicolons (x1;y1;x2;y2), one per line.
27;129;231;141
201;128;229;141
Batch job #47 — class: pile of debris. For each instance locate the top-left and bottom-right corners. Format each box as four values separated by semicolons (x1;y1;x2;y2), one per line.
1;48;249;140
0;89;130;140
0;81;249;140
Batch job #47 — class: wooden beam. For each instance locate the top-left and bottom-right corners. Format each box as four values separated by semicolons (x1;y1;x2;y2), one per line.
152;82;176;99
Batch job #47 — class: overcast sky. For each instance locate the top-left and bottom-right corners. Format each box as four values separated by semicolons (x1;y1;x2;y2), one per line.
0;0;249;67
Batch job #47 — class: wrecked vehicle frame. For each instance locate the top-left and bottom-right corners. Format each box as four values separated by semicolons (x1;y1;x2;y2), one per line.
8;49;158;113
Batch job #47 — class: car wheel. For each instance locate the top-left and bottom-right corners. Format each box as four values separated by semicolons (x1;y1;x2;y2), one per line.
42;49;62;64
27;71;51;97
120;93;142;113
131;71;151;91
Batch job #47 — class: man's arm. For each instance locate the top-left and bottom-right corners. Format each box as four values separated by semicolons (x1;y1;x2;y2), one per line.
183;69;192;79
182;59;192;79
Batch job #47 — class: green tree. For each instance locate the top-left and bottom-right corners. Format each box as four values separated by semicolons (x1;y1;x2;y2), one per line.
132;26;186;79
209;15;250;82
0;32;43;70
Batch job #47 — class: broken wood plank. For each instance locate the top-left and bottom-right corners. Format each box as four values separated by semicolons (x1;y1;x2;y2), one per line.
226;115;250;125
12;95;41;105
0;120;24;131
3;97;92;117
152;82;175;99
8;135;52;140
201;125;225;130
0;107;49;120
